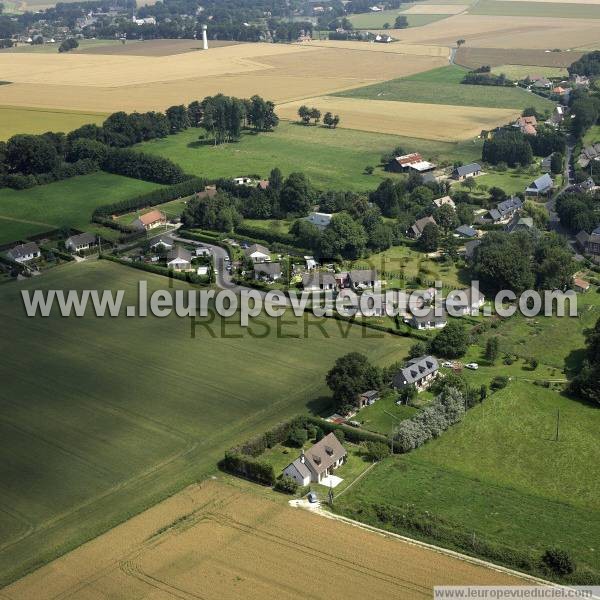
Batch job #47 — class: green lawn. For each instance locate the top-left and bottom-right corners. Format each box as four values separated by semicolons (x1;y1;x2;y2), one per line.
0;259;412;586
469;0;600;19
116;198;188;226
337;65;554;112
0;106;108;140
354;392;418;436
583;124;600;146
465;168;540;195
0;172;161;245
336;379;600;580
136;122;482;191
347;8;454;28
491;65;569;80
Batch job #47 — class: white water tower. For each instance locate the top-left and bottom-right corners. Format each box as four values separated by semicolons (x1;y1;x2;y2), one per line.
202;24;208;50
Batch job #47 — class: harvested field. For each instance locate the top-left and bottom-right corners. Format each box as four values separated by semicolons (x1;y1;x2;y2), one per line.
0;43;447;114
468;0;600;18
299;39;451;57
1;480;530;600
377;14;600;48
491;64;569;78
277;96;519;141
79;38;241;56
455;46;583;68
403;3;469;12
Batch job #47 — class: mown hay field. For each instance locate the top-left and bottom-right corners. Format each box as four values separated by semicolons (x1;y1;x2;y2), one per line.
378;14;600;48
0;105;107;140
2;480;529;600
277;96;519;141
0;260;412;586
348;9;454;28
490;64;569;78
0;42;447;114
468;0;600;18
337;65;554;112
455;46;584;68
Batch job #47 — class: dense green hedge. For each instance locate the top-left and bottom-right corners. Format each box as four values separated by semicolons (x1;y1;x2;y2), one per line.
102;147;187;185
235;223;298;246
304;416;390;446
219;451;276;486
94;177;208;218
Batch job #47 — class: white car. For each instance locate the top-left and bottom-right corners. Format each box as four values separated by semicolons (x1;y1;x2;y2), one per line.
441;361;454;368
465;363;479;370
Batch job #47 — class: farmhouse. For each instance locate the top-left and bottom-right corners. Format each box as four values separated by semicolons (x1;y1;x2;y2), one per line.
7;242;41;263
452;163;482;180
404;309;447;330
254;261;283;282
166;246;193;271
302;272;336;291
409;215;437;238
305;212;333;230
244;243;271;263
577;144;600;168
515;115;537;136
282;433;347;486
455;224;477;239
573;277;590;293
576;228;600;257
132;210;167;232
433;195;456;210
525;173;553;196
65;232;96;253
488;196;523;223
389;153;436;174
150;236;173;250
358;390;380;408
445;287;485;316
393;355;439;392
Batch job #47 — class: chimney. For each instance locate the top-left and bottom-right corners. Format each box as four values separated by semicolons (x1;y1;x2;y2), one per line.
202;24;208;50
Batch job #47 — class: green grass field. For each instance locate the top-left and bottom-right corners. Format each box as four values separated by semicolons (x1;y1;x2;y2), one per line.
466;168;540;195
0;173;161;245
137;122;482;191
491;65;569;80
0;106;107;140
347;8;454;29
336;379;600;578
116;198;188;226
336;66;555;112
0;259;412;586
469;0;600;19
583;124;600;146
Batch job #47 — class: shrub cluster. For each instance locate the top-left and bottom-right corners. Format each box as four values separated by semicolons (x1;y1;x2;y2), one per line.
220;451;276;486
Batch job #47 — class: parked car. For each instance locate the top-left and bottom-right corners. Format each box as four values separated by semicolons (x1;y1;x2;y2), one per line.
307;492;318;503
347;420;361;428
465;363;479;370
441;361;454;368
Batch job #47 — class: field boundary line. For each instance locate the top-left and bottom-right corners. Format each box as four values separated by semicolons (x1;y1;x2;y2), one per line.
335;460;378;498
0;215;54;228
310;507;563;588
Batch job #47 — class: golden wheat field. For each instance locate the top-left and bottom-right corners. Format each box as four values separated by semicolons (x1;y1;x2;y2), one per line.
0;480;529;600
381;14;600;48
0;43;447;114
277;96;519;141
402;4;469;13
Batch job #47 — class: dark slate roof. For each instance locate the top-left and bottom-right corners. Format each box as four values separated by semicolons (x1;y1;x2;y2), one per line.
254;261;282;276
167;245;192;262
393;355;439;388
67;232;96;246
454;163;482;177
287;457;311;479
527;173;553;191
304;432;346;475
455;225;476;238
8;242;40;259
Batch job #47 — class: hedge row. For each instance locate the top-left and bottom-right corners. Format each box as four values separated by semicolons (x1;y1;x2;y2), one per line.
232;416;308;457
304;416;390;446
219;451;276;486
93;177;208;218
100;254;209;285
102;147;188;185
235;223;299;247
4;158;99;190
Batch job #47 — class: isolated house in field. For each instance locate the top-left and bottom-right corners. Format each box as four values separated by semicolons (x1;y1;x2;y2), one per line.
166;246;192;271
433;195;456;210
404;309;447;330
65;232;96;253
393;355;439;392
282;432;347;486
254;261;282;282
132;210;167;232
454;224;477;239
525;173;553;196
573;277;590;293
452;163;482;180
7;242;41;263
150;236;173;251
358;390;380;408
302;272;336;291
305;212;333;230
445;288;485;316
348;269;380;289
409;215;437;238
244;243;271;263
488;196;523;224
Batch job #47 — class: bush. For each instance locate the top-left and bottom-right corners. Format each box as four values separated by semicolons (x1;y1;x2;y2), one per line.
274;475;299;494
219;451;275;486
287;427;308;448
333;429;345;443
541;548;575;576
490;376;509;391
364;441;391;461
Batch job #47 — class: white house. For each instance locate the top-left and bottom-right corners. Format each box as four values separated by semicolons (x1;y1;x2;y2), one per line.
65;232;96;253
282;433;347;486
150;236;173;251
166;246;193;271
302;272;336;291
445;288;485;316
244;243;271;263
305;212;333;230
404;309;447;330
7;242;41;263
